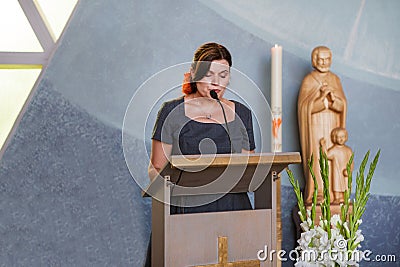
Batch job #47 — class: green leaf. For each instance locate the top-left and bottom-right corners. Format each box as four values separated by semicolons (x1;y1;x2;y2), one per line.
286;167;307;222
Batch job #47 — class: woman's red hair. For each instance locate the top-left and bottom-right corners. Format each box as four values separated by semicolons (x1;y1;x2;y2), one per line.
182;72;192;95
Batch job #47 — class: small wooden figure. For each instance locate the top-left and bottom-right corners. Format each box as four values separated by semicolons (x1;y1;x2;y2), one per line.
320;127;354;204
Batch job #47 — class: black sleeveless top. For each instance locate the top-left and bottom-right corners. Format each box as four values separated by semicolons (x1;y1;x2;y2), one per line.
152;97;255;155
152;96;255;213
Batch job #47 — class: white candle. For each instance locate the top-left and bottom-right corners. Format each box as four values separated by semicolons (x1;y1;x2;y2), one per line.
271;44;282;152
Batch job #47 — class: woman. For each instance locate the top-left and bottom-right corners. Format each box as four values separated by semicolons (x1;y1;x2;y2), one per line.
149;42;255;211
144;42;255;266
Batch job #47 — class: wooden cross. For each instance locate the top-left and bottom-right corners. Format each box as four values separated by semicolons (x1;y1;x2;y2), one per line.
194;236;260;267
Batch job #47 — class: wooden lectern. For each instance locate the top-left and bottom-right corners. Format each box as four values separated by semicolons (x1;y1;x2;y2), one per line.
144;152;301;267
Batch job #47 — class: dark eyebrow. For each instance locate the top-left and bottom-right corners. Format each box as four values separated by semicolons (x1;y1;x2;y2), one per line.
207;70;229;74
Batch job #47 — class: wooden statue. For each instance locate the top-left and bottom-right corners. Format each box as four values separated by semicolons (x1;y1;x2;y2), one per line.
298;46;347;204
320;127;353;204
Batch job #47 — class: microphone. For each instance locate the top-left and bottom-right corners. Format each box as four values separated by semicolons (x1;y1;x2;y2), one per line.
210;90;232;153
210;90;218;100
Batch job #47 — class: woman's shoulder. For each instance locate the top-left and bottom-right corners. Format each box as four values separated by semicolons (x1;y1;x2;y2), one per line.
159;96;184;111
229;100;253;124
231;100;251;114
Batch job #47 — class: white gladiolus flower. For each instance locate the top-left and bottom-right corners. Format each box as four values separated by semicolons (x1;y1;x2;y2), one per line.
318;231;329;250
331;228;339;237
336;258;350;267
349;250;364;264
290;149;376;266
298;229;316;248
354;230;364;244
318;219;323;227
300;221;310;231
307;217;312;227
319;250;335;266
315;225;325;235
334;236;347;250
306;209;311;217
331;214;342;229
294;261;319;267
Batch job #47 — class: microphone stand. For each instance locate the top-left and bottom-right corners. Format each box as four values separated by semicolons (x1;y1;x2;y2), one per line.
210;90;232;153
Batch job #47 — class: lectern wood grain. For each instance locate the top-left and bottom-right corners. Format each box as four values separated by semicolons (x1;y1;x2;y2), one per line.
193;236;260;267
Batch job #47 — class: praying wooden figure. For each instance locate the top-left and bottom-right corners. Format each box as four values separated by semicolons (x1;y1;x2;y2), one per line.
298;45;348;204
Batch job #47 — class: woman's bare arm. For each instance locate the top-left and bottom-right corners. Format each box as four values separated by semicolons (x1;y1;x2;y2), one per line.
148;140;172;181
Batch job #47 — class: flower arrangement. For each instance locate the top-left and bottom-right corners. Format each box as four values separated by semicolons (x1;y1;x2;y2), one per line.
286;148;380;267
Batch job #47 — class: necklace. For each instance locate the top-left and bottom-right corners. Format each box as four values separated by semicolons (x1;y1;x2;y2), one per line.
201;103;216;120
186;95;219;120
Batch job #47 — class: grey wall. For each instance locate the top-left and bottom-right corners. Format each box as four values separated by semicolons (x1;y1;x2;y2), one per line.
1;0;399;266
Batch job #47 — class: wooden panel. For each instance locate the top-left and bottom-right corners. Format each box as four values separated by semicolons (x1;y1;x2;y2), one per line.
194;236;260;266
254;173;272;210
171;152;301;169
169;165;271;197
152;199;164;266
165;209;272;267
152;182;169;267
143;152;301;198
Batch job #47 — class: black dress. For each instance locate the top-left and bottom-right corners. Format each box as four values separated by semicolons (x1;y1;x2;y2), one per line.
144;96;255;266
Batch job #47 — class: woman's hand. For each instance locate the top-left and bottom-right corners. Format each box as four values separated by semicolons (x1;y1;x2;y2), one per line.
241;149;255;154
